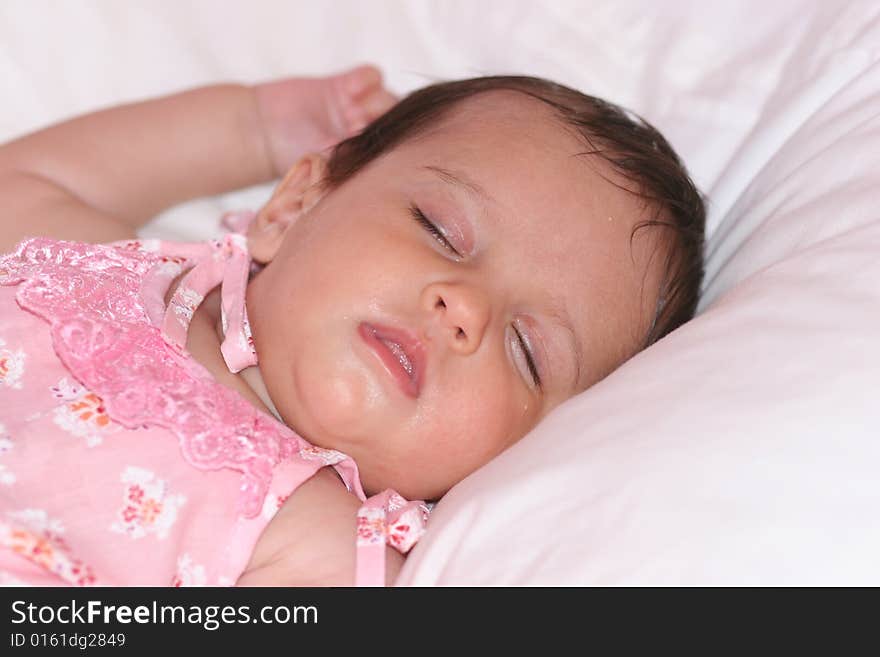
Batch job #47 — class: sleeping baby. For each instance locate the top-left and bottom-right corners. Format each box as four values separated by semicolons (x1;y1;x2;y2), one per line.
0;65;705;586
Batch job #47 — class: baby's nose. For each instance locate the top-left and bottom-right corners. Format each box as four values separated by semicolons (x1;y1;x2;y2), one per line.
421;282;491;355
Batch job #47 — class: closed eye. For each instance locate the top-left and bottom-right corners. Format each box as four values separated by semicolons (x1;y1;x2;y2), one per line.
409;204;460;256
512;324;542;390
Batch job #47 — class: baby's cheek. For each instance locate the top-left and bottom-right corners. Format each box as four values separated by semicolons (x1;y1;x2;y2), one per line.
444;382;525;461
290;347;377;440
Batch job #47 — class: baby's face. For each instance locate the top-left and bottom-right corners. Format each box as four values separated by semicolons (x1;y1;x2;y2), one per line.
247;92;662;500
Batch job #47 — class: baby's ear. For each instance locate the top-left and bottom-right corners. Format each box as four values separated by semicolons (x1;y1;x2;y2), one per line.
248;153;328;264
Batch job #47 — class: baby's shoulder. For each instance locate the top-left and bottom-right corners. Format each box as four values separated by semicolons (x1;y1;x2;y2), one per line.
240;468;404;586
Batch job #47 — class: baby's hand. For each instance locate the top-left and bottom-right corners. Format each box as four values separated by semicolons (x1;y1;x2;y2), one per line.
253;65;397;178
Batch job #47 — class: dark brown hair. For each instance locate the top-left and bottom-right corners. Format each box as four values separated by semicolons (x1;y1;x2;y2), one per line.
321;76;705;353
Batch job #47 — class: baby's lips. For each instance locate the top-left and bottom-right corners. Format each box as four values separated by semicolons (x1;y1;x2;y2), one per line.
360;321;427;398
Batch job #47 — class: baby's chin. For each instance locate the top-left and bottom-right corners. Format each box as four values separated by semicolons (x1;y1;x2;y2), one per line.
278;352;459;501
289;379;443;499
284;359;388;452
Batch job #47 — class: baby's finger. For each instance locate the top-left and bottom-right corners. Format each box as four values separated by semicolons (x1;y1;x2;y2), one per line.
339;64;382;98
342;87;398;133
362;89;398;120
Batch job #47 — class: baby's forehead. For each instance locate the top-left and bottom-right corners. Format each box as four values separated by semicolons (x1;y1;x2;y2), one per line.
405;101;640;230
414;93;640;201
393;97;650;255
420;90;573;147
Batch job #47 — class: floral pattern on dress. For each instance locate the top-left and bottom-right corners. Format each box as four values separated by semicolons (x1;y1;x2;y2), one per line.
0;337;26;389
387;519;417;551
356;507;386;546
356;492;430;556
154;259;186;278
260;491;291;521
51;378;118;448
115;238;167;254
171;553;207;587
110;467;186;540
0;422;14;486
0;509;96;586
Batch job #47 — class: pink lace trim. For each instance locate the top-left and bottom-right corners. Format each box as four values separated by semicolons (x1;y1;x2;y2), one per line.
0;238;364;517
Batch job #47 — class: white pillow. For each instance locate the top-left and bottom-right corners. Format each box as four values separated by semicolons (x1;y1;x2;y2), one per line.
2;0;877;585
398;2;880;584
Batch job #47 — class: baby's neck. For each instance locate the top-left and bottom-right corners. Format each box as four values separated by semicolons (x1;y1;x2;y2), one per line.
165;275;283;423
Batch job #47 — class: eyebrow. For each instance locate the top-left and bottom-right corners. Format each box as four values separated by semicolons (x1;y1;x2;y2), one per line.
424;164;585;392
421;165;496;206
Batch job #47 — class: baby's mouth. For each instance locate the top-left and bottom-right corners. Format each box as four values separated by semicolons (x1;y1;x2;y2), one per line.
358;322;425;398
381;338;415;377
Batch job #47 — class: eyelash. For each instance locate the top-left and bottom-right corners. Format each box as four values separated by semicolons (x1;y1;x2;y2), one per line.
409;203;542;391
409;204;460;256
512;324;542;390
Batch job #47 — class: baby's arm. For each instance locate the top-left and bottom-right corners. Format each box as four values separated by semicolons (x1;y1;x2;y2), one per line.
0;84;273;250
236;468;405;587
0;65;394;252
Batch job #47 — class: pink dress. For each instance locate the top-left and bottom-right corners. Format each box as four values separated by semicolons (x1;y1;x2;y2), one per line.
0;236;427;586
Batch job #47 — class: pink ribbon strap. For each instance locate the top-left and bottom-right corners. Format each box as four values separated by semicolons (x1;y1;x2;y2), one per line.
160;234;257;373
219;234;257;373
355;490;430;587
